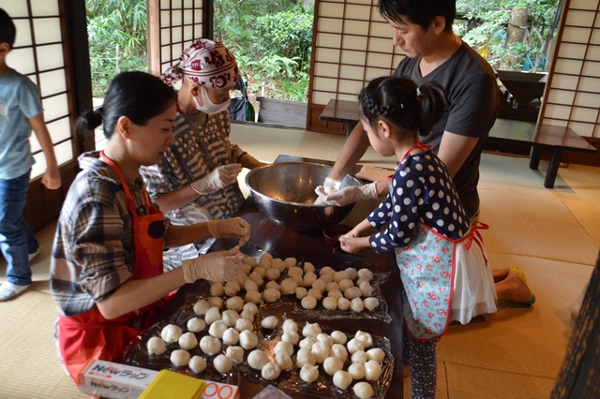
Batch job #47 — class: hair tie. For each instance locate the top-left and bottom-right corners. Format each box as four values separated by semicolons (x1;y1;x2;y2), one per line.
416;87;422;98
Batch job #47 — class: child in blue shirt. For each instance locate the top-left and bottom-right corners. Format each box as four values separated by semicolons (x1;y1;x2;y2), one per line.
0;8;62;301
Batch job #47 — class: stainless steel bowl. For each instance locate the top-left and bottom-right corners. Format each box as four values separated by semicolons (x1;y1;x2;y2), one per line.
245;162;363;232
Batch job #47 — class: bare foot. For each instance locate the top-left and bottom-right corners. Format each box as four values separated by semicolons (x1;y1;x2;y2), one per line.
493;267;511;283
496;273;533;303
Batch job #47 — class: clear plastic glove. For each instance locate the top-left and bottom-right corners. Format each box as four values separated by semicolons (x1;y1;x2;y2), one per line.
314;177;342;205
182;246;244;283
206;217;251;246
316;181;378;206
190;164;242;195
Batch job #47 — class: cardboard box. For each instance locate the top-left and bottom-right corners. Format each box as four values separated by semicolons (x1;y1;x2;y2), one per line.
139;370;206;399
78;360;240;399
78;360;159;399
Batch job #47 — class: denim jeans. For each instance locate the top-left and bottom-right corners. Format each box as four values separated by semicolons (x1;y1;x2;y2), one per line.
0;169;39;286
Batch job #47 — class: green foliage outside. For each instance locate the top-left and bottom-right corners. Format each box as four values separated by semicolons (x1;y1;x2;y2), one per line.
214;0;314;102
456;0;561;71
86;0;147;97
85;0;562;101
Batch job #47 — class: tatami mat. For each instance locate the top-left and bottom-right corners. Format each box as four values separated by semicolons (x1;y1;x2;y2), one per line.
478;189;599;265
439;252;593;379
0;290;85;399
0;126;598;399
562;200;600;246
443;363;556;399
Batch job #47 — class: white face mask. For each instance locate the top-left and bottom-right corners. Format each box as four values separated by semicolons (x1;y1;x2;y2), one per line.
193;86;231;115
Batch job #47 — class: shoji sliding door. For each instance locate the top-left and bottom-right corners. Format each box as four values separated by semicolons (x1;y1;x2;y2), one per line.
1;0;88;230
147;0;209;77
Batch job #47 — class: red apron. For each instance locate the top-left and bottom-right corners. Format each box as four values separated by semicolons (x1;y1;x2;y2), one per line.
58;152;172;384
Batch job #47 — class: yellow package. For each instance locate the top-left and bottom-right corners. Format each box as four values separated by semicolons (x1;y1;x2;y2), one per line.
138;369;206;399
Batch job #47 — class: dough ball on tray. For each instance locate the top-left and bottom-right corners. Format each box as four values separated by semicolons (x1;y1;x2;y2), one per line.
262;287;281;303
213;354;233;374
333;370;353;390
210;283;224;297
193;299;210;316
323;356;344;376
366;348;386;364
204;307;221;324
275;353;294;371
364;359;383;381
295;348;316;368
353;381;374;399
222;309;240;327
147;337;166;355
299;363;319;383
274;341;294;357
239;330;259;350
348;363;366;380
222;327;240;346
282;319;298;333
207;296;223;309
178;332;198;350
247;349;270;370
331;330;347;345
363;297;380;312
330;343;348;363
170;349;190;367
226;296;244;312
189;355;207;374
350;297;365;312
186;317;206;333
245;290;262;304
200;335;221;356
208;320;227;339
225;346;244;364
235;317;254;332
301;295;317;310
160;324;182;343
281;330;300;346
261;362;281;380
261;315;279;330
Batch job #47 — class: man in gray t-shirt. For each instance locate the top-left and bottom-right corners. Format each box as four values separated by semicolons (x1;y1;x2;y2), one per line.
318;0;500;219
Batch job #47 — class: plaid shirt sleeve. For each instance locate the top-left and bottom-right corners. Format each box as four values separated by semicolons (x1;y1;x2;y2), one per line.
51;165;136;316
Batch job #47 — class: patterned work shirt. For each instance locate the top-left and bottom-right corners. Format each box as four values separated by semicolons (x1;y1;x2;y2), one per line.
140;110;245;266
51;152;166;316
368;150;471;253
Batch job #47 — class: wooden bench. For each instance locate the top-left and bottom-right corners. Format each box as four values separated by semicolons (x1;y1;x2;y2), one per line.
319;98;597;189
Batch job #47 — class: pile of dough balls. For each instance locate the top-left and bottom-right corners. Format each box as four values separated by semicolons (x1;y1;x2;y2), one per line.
208;254;381;314
291;321;386;398
148;292;263;374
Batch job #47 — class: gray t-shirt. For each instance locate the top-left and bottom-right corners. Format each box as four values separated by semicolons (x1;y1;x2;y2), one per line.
393;41;500;218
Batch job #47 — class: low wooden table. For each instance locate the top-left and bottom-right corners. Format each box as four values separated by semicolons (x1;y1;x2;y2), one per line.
318;99;597;188
153;169;403;398
488;119;597;188
319;99;360;137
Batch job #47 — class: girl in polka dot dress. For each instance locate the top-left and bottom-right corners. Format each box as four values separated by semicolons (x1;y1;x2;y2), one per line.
339;76;497;399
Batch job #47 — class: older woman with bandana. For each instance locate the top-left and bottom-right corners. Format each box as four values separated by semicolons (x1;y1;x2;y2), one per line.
141;39;266;270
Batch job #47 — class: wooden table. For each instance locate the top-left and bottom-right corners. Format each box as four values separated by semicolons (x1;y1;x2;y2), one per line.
319;99;360;137
151;200;403;398
489;119;597;188
318;99;597;188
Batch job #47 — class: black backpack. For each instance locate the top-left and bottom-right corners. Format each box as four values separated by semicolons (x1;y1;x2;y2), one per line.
229;74;255;122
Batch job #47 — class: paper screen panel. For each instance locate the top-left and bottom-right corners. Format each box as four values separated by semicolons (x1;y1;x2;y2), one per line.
540;0;600;138
148;0;207;76
3;0;74;179
308;0;403;133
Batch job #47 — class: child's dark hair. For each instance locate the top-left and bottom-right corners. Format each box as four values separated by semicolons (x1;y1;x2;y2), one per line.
378;0;456;32
0;8;16;49
358;76;446;137
76;71;177;139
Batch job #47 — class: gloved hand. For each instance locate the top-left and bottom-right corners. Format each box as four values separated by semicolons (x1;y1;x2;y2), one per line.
206;217;251;246
317;181;379;206
190;164;242;195
182;246;244;283
314;177;343;205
